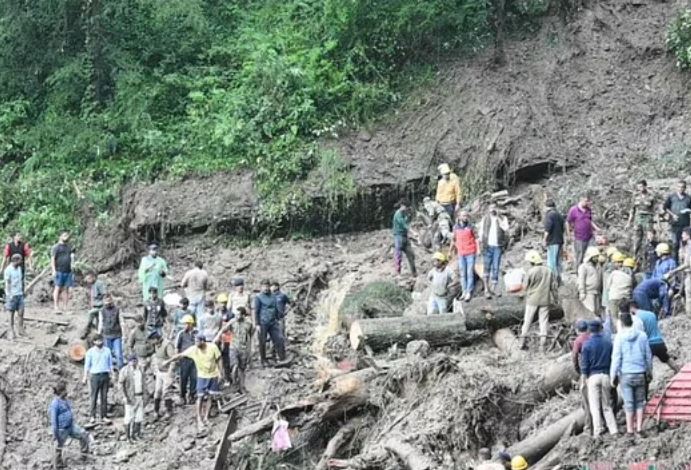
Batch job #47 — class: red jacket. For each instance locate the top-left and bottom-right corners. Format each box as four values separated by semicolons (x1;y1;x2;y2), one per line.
454;223;477;256
571;332;590;374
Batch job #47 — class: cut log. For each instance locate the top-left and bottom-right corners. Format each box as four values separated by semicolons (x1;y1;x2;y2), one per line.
507;408;584;464
228;398;319;442
0;391;6;466
315;418;361;470
213;410;238;470
515;353;578;404
23;315;70;326
24;267;50;295
464;297;563;331
384;437;433;470
349;315;486;351
493;328;524;358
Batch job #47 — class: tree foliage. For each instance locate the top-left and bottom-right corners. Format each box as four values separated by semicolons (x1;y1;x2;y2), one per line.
0;0;501;252
667;8;691;70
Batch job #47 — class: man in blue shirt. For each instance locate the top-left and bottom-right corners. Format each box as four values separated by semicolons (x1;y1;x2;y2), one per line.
49;381;90;467
3;253;24;339
632;277;670;317
254;279;286;367
581;320;619;437
82;335;113;423
271;280;291;336
624;300;680;374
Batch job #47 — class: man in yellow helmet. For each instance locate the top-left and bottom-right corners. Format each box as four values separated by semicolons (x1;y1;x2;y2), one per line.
175;315;198;404
578;248;603;316
511;455;528;470
519;251;558;351
435;163;462;219
427;252;454;315
607;256;635;321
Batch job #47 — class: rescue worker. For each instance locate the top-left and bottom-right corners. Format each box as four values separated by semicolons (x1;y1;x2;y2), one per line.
98;293;124;371
80;271;107;340
137;243;168;302
82;335;113;424
49;381;90;469
119;355;145;440
271;280;291;336
163;334;223;432
215;293;234;382
519;250;558;351
152;335;176;420
427;252;454;315
227;277;251;317
215;306;254;393
433;205;453;249
665;227;691;315
581;320;618;437
624;300;680;374
652;242;677;280
478;204;509;298
143;286;167;339
606;257;635;322
175;315;198;404
663;179;691;259
633;277;670;317
601;251;624;316
578;247;603;316
127;315;155;394
254;279;287;367
3;253;24;339
626;180;657;261
571;320;592;436
170;297;193;338
392;199;417;277
641;229;658;280
180;260;208;318
435;163;462;218
450;209;478;302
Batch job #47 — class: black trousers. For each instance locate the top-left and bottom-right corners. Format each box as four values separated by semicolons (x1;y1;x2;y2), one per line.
90;372;109;419
179;357;197;399
258;322;286;362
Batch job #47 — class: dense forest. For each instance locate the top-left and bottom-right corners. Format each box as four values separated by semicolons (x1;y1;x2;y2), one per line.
0;0;689;256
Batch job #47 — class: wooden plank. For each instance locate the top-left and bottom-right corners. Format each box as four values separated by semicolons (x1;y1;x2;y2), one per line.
644;397;691;407
213;410;239;470
23;316;70;326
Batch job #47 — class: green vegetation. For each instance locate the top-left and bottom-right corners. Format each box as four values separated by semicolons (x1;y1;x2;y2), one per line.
667;8;691;69
0;0;552;254
340;280;412;324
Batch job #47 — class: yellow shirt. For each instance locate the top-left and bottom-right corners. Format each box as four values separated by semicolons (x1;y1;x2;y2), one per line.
435;173;461;205
182;343;221;379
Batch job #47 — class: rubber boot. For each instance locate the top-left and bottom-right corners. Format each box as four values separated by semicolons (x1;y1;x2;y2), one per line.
153;398;161;421
164;398;174;418
134;422;143;440
53;447;65;469
16;312;25;336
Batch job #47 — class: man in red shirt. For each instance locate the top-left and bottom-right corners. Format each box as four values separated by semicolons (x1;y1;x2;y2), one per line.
450;210;479;302
3;232;33;290
571;319;592;436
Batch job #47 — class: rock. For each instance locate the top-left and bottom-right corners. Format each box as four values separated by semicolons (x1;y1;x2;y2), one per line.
115;447;137;463
182;440;195;451
406;340;431;358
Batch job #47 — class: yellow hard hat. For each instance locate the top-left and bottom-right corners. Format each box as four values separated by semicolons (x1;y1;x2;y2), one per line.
182;315;195;324
524;250;543;265
432;252;448;263
611;252;626;263
437;163;451;175
623;257;636;268
511;455;528;470
216;293;229;304
585;247;601;261
656;242;670;255
605;246;620;257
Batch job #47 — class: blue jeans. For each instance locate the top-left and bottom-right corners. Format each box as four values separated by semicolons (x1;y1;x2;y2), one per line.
546;244;562;277
189;297;205;318
106;337;124;370
55;424;90;451
620;373;647;412
393;235;417;276
458;255;476;294
483;246;502;283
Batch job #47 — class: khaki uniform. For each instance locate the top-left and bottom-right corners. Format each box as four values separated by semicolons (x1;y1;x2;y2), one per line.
578;262;602;315
152;341;176;400
632;191;656;259
119;364;145;424
521;265;558;349
607;269;634;319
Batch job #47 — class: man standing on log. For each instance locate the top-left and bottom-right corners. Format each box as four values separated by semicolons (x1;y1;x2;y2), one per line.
435;163;461;218
392;199;417;278
519;250;557;351
578;247;603;316
571;320;592;436
427;252;454;315
4;253;24;339
451;209;478;302
543;199;565;283
478;204;509;298
138;243;168;302
663;179;691;260
581;320;618;437
567;195;601;269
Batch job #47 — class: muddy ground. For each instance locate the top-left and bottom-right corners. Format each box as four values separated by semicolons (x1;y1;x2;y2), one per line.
4;0;691;469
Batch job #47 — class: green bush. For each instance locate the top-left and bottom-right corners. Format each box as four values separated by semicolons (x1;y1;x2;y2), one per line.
667;8;691;69
340;280;412;325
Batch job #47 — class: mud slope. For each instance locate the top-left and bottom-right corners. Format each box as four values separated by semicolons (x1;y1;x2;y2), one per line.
88;0;690;271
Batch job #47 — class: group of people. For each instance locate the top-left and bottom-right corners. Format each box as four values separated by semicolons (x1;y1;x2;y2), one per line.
0;235;295;467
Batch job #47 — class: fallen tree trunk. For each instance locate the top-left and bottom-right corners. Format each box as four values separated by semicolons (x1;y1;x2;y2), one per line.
507;408;584;464
384;437;433;470
315;418;361;470
0;391;6;467
349;315;486;351
515;353;578;404
464;297;563;331
493;328;524;358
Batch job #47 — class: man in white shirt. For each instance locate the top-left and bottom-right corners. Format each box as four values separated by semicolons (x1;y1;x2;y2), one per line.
478;204;510;298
